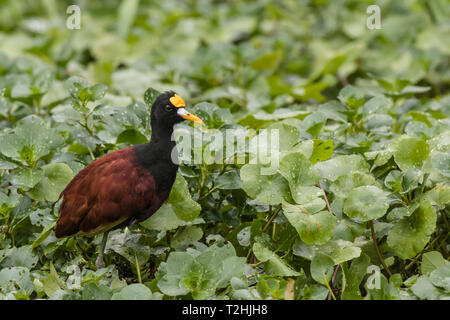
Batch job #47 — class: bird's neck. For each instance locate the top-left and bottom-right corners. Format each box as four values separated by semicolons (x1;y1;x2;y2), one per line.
149;125;176;157
133;125;179;193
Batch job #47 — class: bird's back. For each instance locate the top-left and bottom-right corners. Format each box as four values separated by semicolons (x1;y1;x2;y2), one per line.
55;146;170;237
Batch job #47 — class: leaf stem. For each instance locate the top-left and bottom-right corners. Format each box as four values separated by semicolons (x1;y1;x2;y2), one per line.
325;278;336;300
263;204;282;233
327;264;340;300
369;220;392;277
87;146;95;161
318;181;332;214
197;165;208;196
198;184;225;201
134;253;142;284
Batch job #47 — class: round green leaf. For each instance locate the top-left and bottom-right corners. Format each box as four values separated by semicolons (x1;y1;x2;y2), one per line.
387;200;437;259
282;202;335;245
315;154;369;181
343;186;389;221
391;136;430;171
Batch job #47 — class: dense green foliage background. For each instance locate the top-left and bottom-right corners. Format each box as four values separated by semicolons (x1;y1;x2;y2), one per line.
0;0;449;300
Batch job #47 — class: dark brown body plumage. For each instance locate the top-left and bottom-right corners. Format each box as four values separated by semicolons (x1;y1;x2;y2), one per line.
55;146;169;238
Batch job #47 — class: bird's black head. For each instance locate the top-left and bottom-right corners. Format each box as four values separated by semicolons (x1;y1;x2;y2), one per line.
151;91;204;131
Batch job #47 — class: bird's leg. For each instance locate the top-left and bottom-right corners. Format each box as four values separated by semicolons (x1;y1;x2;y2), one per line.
95;231;109;269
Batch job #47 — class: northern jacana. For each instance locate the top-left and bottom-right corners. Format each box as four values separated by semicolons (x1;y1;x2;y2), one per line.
55;91;204;268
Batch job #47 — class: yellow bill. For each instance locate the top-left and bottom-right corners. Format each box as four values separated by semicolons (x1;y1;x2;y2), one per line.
177;108;204;125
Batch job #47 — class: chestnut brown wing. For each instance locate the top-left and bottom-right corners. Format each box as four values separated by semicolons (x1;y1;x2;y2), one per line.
55;147;159;237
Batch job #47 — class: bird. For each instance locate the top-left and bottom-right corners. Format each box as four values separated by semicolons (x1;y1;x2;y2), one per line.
55;91;204;268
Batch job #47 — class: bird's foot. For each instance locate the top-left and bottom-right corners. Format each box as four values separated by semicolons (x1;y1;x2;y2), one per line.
95;255;106;269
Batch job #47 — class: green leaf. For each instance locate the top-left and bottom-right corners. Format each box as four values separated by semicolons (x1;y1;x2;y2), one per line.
263;122;300;152
144;88;161;106
32;221;56;249
215;170;243;190
279;152;321;204
11;84;32;98
167;174;201;221
341;256;370;300
343;186;389;221
240;164;291;205
293;239;361;264
28;163;74;202
405;121;433;139
310;253;335;285
256;275;288;300
430;265;450;291
421;251;449;275
116;129;148;145
365;273;400;300
0;245;38;269
192;102;233;128
157;252;194;296
338;85;366;109
108;232;150;267
111;284;156;300
157;243;244;299
143;174;201;229
384;170;403;193
387;200;437;259
9;167;44;189
422;184;450;209
82;283;113;300
315;154;369;181
319;240;362;264
0;191;20;216
171;226;203;250
302;284;329;300
310;139;334;164
431;152;450;177
300;112;327;138
68;143;90;155
331;172;377;198
252;242;301;276
90;83;108;101
391;136;430;171
0;267;33;296
410;276;441;300
363;95;392;114
0;116;63;164
282;202;335;245
251;52;281;70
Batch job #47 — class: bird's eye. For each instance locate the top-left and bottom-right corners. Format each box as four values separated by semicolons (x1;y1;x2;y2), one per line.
165;105;173;112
